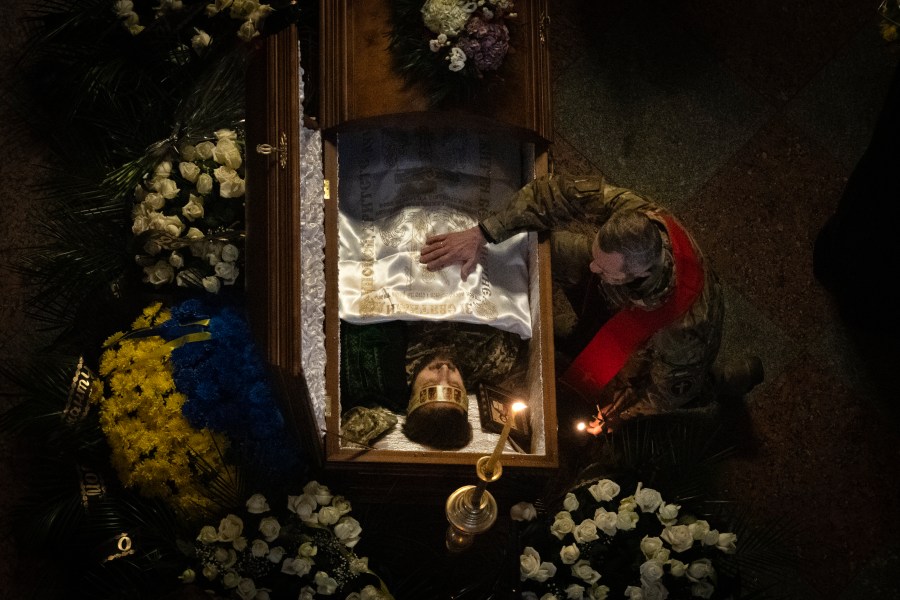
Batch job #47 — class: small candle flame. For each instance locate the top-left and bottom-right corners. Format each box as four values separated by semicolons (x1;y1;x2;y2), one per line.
576;422;587;432
512;401;526;413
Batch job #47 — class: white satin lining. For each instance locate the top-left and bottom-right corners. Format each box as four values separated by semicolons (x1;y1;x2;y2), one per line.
338;206;532;339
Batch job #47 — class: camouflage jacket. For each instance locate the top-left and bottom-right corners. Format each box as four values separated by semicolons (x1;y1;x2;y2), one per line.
480;174;724;420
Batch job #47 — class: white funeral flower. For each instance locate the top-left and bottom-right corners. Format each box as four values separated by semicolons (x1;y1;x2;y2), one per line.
564;584;585;600
520;547;557;582
221;243;240;262
154;177;180;199
142;191;166;211
235;577;256;600
298;541;318;558
237;19;259;42
572;519;599;544
656;502;680;526
195;141;215;160
213;138;243;169
563;492;580;512
660;525;694;553
314;570;338;595
559;543;580;565
178;160;201;183
281;556;313;576
143;260;174;286
191;28;212;51
667;558;686;577
715;531;738;554
570;559;601;585
592;507;618;537
587;479;620;502
691;580;715;599
185;226;205;240
182;194;204;221
688;519;710;541
196;173;214;194
616;509;639;531
334;516;363;548
550;511;576;540
588;584;611;600
639;559;665;583
287;493;318;521
640;579;668;600
624;586;643;599
245;493;270;514
686;558;715;582
196;525;217;544
222;570;241;589
266;545;285;563
250;539;268;558
257;516;281;542
640;536;664;561
633;483;663;513
148;212;185;237
304;481;334;506
217;514;244;542
510;501;537;522
214;260;239;285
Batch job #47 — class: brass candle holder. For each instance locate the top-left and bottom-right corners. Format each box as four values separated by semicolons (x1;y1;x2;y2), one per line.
445;455;503;552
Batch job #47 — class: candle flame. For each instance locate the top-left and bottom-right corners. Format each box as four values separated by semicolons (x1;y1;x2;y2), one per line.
511;401;526;413
576;422;586;432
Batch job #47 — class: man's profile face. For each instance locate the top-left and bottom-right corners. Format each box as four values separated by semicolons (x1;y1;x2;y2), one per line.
590;235;650;285
413;357;465;391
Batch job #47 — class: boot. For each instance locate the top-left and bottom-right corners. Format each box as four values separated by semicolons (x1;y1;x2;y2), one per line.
713;355;764;399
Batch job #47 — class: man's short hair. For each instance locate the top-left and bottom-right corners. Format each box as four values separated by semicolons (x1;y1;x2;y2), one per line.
597;210;663;275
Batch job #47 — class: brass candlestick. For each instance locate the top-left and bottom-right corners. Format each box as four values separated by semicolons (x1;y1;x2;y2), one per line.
445;456;503;552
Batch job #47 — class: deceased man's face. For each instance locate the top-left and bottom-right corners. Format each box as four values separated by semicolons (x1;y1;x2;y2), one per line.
413;357;465;391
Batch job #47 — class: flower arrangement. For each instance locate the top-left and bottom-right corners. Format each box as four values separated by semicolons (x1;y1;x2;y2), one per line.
515;478;739;600
131;128;246;293
186;482;391;599
93;301;230;513
390;0;518;104
113;0;276;43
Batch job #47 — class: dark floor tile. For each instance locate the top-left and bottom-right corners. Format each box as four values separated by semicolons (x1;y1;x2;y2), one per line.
784;25;900;171
553;2;772;205
684;117;848;347
718;353;900;599
546;0;631;80
673;0;876;104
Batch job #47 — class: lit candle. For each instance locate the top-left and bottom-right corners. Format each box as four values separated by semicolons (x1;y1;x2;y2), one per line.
576;422;587;432
484;401;526;476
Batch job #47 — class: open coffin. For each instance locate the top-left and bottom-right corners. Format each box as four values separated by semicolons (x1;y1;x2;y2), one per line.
245;0;556;490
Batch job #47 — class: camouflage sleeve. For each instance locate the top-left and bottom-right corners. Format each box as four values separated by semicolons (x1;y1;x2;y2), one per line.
479;174;655;243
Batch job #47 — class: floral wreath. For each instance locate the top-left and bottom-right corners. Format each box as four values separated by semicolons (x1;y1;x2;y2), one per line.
389;0;518;105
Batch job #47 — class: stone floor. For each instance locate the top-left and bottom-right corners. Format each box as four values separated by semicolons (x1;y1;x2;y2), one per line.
3;1;900;599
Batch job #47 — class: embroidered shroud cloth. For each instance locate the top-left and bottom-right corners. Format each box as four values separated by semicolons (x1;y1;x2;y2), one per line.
337;125;533;339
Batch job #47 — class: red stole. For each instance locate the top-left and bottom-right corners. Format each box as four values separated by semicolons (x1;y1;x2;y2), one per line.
560;216;704;402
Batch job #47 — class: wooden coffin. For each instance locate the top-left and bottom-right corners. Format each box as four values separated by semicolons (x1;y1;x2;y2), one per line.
245;0;556;494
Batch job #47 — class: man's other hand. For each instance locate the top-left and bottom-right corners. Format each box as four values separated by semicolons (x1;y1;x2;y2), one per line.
419;225;487;281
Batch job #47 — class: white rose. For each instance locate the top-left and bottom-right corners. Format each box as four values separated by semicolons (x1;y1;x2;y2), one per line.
656;502;679;526
640;580;668;600
287;493;318;520
281;556;313;576
686;558;715;582
331;496;352;515
245;493;270;514
214;138;243;169
266;545;284;563
303;481;333;505
573;519;599;543
250;539;268;557
258;516;281;542
220;243;240;262
217;514;244;542
588;479;620;502
178;161;201;183
624;586;643;599
154;177;180;199
691;581;715;599
519;547;556;582
715;532;737;554
237;19;259;42
640;536;664;561
185;227;204;240
668;559;686;577
550;512;576;540
232;536;246;551
114;0;134;16
297;586;315;600
334;516;363;548
350;557;369;575
182;195;204;221
618;495;637;513
154;160;172;178
235;578;256;600
143;260;174;286
196;173;214;194
255;591;271;600
616;510;639;531
169;252;184;268
178;568;195;583
215;260;239;284
563;492;579;512
359;584;382;600
204;275;222;293
702;529;720;546
592;507;618;537
510;502;537;522
570;559;601;585
639;559;665;583
180;144;198;161
220;175;245;198
202;563;219;580
559;543;580;565
215;128;238;141
317;505;341;526
195;141;215;159
148;212;184;237
222;570;241;589
142;191;166;211
314;571;338;595
661;525;694;553
196;525;218;544
588;584;610;600
633;483;663;513
132;213;151;235
564;584;585;600
191;28;212;51
688;519;710;540
298;541;317;558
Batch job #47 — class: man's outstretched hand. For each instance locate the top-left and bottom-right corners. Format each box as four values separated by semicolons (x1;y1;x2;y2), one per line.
419;225;487;281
